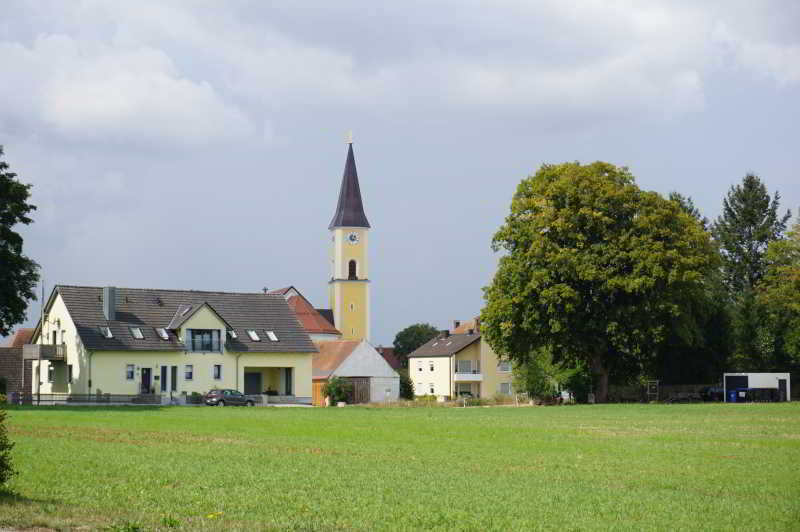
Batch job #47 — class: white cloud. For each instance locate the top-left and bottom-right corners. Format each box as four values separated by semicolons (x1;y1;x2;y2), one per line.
0;33;255;150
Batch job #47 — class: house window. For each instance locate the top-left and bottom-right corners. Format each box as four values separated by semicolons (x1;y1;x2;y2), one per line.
52;331;57;345
350;303;355;311
99;326;113;338
348;260;357;280
247;329;260;341
130;327;144;340
457;360;473;373
499;382;512;395
212;364;222;380
266;330;278;342
184;365;194;380
47;365;54;383
68;364;73;384
189;329;220;352
429;383;435;394
156;327;169;340
125;364;135;380
498;360;511;372
429;361;434;372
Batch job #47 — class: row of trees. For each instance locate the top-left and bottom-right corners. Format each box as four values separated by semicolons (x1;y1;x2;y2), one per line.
481;162;797;402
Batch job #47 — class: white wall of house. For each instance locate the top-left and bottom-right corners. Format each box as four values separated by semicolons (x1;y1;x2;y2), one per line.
408;356;451;398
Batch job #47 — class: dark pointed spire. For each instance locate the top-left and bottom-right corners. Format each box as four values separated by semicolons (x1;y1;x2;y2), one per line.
329;142;370;229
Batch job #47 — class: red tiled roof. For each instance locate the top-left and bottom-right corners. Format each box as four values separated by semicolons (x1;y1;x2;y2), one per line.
376;346;402;370
452;317;480;334
5;328;34;347
287;295;341;335
313;340;360;378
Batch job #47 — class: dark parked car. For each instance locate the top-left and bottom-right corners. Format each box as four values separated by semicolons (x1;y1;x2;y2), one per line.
204;389;254;407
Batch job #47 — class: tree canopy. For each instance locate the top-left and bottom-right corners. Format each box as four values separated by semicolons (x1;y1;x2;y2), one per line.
481;162;717;402
0;146;39;336
755;221;800;365
712;173;791;293
393;323;439;367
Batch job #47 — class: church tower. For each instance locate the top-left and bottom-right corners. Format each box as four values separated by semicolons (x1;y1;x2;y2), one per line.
328;138;370;341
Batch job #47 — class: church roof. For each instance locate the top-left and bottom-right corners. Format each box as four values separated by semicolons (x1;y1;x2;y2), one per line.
329;143;370;229
287;295;340;335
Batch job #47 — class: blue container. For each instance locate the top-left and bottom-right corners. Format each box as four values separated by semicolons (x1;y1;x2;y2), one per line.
727;389;737;403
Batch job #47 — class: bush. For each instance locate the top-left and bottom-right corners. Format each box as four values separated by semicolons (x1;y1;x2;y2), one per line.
323;376;352;405
399;373;414;400
0;405;16;489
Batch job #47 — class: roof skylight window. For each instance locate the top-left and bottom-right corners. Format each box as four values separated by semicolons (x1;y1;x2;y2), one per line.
266;330;278;342
247;329;260;341
446;341;452;346
432;342;438;347
227;330;238;339
130;327;144;340
99;326;113;338
156;327;169;340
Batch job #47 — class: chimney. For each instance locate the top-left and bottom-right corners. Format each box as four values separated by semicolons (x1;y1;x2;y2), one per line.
474;317;480;332
453;320;461;331
103;286;116;321
468;328;474;335
440;330;450;338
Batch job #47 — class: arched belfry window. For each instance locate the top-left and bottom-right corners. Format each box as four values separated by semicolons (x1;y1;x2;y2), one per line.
348;260;358;280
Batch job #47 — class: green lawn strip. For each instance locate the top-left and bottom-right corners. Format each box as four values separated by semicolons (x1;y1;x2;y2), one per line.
1;404;798;530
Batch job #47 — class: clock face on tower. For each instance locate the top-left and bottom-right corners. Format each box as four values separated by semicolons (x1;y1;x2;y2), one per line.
347;232;360;245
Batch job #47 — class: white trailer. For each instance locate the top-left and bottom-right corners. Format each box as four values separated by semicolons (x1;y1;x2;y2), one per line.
723;372;791;402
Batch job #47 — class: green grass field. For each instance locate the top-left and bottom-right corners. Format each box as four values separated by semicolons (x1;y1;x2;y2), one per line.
1;403;799;531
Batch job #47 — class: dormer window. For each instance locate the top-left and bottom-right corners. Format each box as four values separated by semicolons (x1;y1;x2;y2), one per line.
266;330;278;342
187;329;221;352
247;329;260;341
99;326;113;338
130;327;144;340
156;327;169;340
227;330;238;339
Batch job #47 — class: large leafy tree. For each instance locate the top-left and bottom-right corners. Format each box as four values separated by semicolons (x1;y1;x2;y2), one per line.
481;162;716;402
755;222;800;366
712;173;791;292
0;146;39;336
650;193;731;384
393;323;439;368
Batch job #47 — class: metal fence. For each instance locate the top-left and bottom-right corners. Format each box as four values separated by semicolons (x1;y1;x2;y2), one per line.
11;392;162;406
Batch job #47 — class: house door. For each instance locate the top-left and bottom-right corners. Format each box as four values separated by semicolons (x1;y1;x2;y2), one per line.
141;368;152;394
244;372;262;395
284;368;293;395
778;379;787;402
160;366;168;393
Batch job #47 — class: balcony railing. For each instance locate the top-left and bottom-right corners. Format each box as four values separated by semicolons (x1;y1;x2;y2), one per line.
454;372;483;382
22;343;66;361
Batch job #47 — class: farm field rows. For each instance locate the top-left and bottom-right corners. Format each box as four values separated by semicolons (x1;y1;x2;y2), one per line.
1;403;799;531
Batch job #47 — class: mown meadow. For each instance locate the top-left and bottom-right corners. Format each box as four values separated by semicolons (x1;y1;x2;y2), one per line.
1;403;799;531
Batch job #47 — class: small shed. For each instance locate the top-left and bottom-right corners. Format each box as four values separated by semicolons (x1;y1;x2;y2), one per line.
723;372;791;402
312;340;400;405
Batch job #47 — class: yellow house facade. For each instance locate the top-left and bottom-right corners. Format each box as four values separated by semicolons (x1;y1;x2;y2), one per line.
28;285;317;404
408;329;513;399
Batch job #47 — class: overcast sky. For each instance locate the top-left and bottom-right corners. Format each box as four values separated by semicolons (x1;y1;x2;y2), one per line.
2;0;798;345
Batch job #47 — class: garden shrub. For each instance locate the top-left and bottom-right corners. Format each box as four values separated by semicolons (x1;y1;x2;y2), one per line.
323;376;352;405
0;405;15;489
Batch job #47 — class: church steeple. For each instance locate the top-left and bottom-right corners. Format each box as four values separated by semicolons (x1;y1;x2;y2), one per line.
329;142;370;230
328;137;371;342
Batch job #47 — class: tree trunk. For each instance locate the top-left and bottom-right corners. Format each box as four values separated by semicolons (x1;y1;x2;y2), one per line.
591;353;609;403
